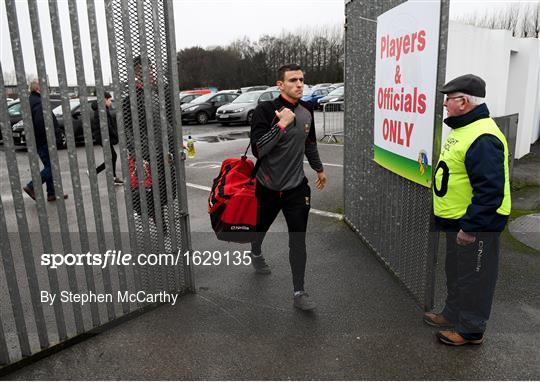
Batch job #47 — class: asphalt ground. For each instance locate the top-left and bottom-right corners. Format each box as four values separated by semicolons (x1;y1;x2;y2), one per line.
184;137;344;226
6;201;540;379
1;116;539;380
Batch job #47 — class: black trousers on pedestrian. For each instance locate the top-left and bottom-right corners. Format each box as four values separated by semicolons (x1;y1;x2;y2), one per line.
251;178;311;292
441;231;501;340
96;143;117;177
27;145;55;196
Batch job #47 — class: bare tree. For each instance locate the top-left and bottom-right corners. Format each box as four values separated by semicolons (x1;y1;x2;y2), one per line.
454;3;536;38
176;24;344;89
528;2;540;38
519;3;532;37
2;70;18;86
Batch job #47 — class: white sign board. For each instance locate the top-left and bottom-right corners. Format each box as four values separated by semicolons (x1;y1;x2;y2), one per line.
373;0;441;187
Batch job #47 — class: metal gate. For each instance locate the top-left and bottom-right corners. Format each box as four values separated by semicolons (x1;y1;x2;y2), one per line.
320;102;344;143
343;0;449;309
0;0;193;368
493;114;518;177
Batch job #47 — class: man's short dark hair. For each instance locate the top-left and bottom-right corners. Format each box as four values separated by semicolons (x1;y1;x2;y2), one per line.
104;91;112;99
277;64;303;81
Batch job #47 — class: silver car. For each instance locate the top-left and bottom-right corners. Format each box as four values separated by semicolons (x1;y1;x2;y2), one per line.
216;89;280;126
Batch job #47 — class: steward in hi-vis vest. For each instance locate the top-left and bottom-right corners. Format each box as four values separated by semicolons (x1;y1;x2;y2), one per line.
433;116;511;224
424;74;511;347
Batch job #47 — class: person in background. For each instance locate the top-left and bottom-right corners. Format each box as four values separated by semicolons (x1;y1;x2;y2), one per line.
23;80;68;201
91;91;123;185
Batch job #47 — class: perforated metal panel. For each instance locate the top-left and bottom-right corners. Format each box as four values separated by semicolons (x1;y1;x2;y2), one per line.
111;0;189;293
343;0;449;308
0;0;193;369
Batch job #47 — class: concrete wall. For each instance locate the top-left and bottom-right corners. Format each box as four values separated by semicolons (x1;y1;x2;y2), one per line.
446;21;540;158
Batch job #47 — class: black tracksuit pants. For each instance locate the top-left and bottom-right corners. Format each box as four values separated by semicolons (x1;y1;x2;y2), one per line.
442;231;501;340
96;143;118;177
251;178;311;292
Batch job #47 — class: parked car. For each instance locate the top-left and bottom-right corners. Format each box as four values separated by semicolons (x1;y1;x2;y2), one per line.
311;83;332;91
12;97;112;148
258;89;281;103
318;85;344;110
239;85;269;93
181;91;238;125
327;82;344;92
3;97;62;142
180;89;213;95
216;89;280;126
179;93;201;105
218;89;241;94
301;87;330;109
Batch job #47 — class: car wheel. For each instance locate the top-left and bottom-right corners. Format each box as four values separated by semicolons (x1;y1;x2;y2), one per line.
56;130;67;149
221;122;230;127
196;112;209;125
246;110;254;126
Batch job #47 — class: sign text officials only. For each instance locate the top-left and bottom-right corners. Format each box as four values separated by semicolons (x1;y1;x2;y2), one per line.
373;0;441;187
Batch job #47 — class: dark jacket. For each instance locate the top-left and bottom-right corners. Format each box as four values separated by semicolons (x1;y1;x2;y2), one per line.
91;100;118;145
435;103;508;233
29;91;60;148
122;87;162;160
121;85;176;200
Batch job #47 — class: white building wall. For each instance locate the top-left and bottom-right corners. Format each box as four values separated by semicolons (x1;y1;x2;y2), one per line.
532;46;540;144
507;38;540;158
446;21;540;159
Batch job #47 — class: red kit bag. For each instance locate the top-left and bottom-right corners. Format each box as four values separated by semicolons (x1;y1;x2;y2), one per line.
208;155;259;243
128;154;153;189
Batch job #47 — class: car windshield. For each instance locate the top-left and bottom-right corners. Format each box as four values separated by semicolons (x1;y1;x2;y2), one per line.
303;87;312;96
232;91;263;103
8;102;21;116
52;99;81;116
189;93;214;104
328;86;344;96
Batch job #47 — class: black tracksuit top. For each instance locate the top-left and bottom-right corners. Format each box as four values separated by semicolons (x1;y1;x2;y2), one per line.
250;95;324;192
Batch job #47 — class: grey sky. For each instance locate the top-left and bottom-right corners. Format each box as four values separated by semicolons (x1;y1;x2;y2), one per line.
0;0;534;86
174;0;346;49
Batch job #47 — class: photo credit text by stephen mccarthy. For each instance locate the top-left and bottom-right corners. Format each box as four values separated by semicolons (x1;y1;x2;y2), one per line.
39;250;252;306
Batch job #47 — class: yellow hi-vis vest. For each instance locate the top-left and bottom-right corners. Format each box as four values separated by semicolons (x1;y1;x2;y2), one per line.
433;117;511;219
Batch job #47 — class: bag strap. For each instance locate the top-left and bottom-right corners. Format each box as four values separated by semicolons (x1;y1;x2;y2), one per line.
244;141;263;179
245;98;282;179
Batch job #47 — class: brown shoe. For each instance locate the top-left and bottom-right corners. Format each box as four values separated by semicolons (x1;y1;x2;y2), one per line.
23;186;36;201
437;330;484;346
423;312;454;328
47;194;68;202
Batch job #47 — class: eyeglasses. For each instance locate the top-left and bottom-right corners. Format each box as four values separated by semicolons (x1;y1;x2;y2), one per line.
445;95;465;102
